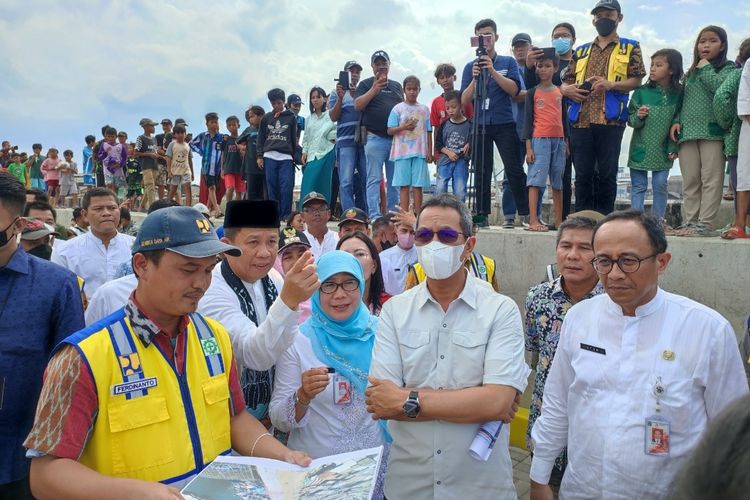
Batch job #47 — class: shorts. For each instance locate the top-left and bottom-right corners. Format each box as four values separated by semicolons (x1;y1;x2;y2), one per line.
156;164;168;186
392;157;430;188
126;189;142;198
30;178;46;190
169;174;191;186
60;183;78;196
205;174;220;188
527;137;566;189
104;171;127;188
46;179;59;189
224;172;246;191
737;120;750;191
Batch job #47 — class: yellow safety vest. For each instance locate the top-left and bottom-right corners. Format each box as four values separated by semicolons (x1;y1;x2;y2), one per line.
568;37;638;123
406;253;497;290
67;309;233;484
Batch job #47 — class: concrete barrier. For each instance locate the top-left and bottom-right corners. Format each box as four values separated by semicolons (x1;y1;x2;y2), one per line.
54;208;750;339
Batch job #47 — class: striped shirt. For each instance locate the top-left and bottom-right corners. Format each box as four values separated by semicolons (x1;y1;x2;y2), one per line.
190;131;225;176
328;90;360;148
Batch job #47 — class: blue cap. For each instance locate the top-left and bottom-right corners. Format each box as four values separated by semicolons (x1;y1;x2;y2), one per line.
287;94;303;105
132;206;241;258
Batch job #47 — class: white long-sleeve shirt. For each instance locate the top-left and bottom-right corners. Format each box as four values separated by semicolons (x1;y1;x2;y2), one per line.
738;59;750;116
530;289;748;499
84;274;137;325
198;265;299;372
378;244;417;295
51;231;134;299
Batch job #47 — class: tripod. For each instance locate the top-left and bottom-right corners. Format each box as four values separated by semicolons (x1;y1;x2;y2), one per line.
468;47;489;221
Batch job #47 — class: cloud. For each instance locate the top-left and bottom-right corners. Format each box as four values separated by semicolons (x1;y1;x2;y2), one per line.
637;5;663;11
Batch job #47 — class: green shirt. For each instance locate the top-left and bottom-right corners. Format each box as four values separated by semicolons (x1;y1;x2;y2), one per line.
713;67;742;156
627;85;681;171
7;162;26;184
28;154;46;179
677;62;735;143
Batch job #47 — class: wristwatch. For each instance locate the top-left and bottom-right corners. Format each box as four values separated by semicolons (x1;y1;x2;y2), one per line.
402;390;420;418
293;389;310;407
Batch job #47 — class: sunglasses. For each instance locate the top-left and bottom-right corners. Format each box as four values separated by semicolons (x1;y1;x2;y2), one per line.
414;228;462;245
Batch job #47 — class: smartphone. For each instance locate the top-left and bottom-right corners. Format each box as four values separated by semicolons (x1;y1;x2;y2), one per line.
579;81;593;92
327;367;336;373
470;34;494;47
336;71;350;90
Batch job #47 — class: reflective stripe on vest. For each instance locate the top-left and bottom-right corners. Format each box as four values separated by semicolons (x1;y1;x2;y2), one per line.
108;319;148;399
190;313;225;377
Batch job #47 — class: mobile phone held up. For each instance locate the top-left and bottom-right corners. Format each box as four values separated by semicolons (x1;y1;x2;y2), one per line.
335;71;350;91
579;80;593;92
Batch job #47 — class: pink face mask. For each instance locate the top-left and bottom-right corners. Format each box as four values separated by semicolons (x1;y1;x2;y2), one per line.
397;232;415;250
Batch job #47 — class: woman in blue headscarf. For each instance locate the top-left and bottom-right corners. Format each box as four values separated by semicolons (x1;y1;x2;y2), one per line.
269;250;389;496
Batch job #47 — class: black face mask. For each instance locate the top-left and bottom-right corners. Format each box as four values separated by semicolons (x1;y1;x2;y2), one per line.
0;218;18;248
28;244;53;261
381;240;394;251
594;18;617;37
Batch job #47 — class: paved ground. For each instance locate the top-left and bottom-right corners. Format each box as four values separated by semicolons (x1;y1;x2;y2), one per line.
511;446;532;499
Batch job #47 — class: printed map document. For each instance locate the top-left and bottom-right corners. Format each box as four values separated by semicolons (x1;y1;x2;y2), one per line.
182;446;383;500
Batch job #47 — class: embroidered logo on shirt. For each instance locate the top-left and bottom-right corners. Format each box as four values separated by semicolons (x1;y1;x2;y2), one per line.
580;343;606;355
118;353;142;376
200;337;220;356
111;377;158;395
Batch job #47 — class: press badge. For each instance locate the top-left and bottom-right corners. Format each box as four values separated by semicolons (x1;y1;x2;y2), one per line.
333;375;352;405
645;415;671;456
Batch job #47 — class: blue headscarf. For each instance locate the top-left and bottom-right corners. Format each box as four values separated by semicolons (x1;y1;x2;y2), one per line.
300;250;390;441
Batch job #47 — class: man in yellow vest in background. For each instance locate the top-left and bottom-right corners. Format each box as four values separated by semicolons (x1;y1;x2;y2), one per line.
561;0;645;214
24;206;311;499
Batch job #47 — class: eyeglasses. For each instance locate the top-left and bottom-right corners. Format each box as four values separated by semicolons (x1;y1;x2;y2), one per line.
320;279;360;294
346;250;371;260
414;228;463;245
591;253;659;275
303;207;328;216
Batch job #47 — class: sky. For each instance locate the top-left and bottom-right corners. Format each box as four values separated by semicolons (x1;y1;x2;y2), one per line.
1;0;748;176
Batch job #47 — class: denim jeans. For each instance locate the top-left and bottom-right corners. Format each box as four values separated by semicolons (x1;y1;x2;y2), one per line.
502;176;543;218
264;157;294;219
436;158;468;202
630;169;669;220
364;134;398;219
337;145;368;213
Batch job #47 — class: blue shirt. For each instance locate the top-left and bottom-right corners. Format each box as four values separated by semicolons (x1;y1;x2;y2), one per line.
0;248;84;483
460;54;521;126
82;145;93;175
512;72;527;141
328;90;361;148
190;131;225;176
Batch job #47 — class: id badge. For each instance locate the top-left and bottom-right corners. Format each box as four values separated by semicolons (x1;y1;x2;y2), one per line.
483;98;490;110
333;375;352;405
645;415;671;456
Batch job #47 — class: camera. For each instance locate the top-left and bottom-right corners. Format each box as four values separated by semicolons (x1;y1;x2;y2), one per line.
334;71;350;91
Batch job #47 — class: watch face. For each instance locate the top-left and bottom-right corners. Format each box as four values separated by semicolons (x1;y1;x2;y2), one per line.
403;400;420;418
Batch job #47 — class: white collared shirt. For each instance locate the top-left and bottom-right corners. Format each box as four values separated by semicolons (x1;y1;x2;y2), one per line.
198;265;299;372
369;274;529;500
379;244;417;295
85;274;137;325
304;229;339;260
530;289;748;499
51;231;135;299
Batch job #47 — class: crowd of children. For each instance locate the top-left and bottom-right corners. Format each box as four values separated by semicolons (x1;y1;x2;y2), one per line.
2;24;749;238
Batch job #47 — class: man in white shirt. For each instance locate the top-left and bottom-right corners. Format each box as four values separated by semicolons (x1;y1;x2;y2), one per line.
302;192;339;258
529;210;748;500
379;221;417;295
52;188;134;299
367;193;528;500
199;199;319;422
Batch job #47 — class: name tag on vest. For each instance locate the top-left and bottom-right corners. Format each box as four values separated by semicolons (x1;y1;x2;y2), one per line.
112;377;158;395
580;343;606;355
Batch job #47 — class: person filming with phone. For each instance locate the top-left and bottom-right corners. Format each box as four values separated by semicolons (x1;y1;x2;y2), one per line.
354;50;404;220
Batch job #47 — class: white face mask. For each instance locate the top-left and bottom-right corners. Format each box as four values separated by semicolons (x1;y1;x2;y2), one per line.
416;241;466;280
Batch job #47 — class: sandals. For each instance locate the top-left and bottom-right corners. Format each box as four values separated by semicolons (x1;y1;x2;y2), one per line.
721;226;750;240
676;223;718;237
524;224;549;232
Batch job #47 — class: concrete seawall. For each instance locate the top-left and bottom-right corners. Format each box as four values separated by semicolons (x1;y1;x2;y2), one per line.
55;208;750;339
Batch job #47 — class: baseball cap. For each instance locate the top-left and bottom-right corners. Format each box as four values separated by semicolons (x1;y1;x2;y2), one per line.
132;206;241;258
287;94;303;105
279;227;311;254
301;191;328;207
338;207;369;228
174;118;188;127
371;50;390;64
511;33;532;46
193;203;210;217
139;118;157;127
21;218;57;240
591;0;621;14
161;118;173;125
344;60;363;71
